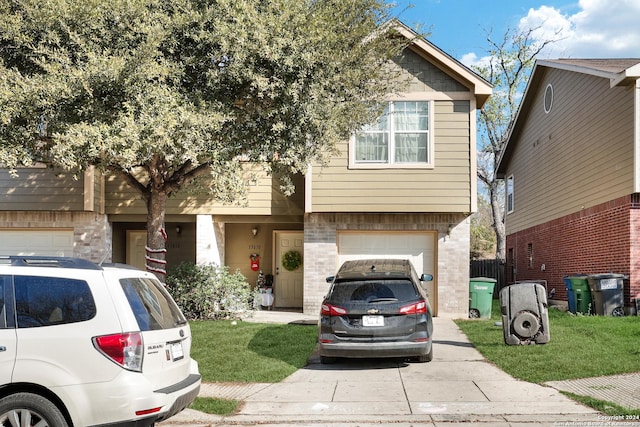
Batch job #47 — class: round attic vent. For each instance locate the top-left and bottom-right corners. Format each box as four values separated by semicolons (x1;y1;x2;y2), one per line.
544;83;554;113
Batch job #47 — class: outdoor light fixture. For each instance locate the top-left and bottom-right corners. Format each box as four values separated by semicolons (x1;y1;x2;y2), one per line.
176;225;181;234
252;226;259;237
444;224;454;241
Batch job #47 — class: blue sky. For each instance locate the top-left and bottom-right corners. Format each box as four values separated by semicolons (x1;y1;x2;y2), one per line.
391;0;640;66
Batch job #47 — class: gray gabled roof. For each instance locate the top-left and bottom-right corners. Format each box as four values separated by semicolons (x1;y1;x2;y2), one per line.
497;58;640;177
538;59;640;87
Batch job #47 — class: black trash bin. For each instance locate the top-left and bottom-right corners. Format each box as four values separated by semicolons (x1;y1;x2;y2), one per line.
587;274;625;316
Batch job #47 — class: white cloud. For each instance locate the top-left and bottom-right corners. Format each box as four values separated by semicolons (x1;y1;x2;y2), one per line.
520;0;640;58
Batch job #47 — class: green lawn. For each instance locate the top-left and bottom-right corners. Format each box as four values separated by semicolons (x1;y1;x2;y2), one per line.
455;301;640;383
189;319;318;383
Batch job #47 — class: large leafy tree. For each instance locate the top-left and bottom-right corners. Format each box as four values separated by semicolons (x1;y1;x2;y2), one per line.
473;26;557;262
0;0;405;277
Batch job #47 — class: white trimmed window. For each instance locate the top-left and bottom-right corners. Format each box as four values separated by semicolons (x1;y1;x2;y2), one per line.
351;101;433;168
506;175;514;213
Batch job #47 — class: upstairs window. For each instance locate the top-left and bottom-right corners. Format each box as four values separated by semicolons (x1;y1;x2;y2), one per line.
352;101;433;168
506;175;514;213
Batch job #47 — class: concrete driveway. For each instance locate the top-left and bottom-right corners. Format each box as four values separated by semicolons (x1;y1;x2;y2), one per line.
161;316;600;426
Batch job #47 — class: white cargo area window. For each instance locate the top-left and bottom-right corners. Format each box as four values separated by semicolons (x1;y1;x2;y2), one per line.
351;101;433;168
119;277;186;331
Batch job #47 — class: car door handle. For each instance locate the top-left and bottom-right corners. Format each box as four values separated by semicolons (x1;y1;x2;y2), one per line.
0;347;6;352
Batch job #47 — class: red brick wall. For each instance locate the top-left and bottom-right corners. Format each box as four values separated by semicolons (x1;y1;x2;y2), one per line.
506;195;640;310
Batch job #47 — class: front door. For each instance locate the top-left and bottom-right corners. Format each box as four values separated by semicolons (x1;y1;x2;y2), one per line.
274;231;303;308
126;230;147;271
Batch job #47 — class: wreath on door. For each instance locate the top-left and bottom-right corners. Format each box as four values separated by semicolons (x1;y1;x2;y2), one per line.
281;250;303;271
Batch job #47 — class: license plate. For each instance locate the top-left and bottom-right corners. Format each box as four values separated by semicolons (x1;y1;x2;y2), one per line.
169;341;184;361
362;315;384;327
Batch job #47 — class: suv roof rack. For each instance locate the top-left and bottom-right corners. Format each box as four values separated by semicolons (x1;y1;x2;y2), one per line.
100;262;143;271
0;256;102;270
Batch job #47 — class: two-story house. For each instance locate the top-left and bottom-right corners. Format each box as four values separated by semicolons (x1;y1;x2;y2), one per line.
496;58;640;313
0;22;491;318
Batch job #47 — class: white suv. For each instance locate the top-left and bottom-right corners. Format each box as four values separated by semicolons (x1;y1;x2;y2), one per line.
0;256;201;427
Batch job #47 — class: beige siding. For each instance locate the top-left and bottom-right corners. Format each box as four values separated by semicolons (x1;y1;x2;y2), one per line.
505;68;635;233
93;170;104;213
83;167;104;213
311;100;472;213
104;167;304;217
398;47;469;93
0;167;84;211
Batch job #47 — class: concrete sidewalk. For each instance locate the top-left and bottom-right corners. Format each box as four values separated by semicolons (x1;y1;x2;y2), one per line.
159;313;627;427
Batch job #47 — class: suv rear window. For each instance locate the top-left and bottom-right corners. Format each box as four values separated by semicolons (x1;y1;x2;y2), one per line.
328;279;419;303
120;277;186;331
14;276;96;328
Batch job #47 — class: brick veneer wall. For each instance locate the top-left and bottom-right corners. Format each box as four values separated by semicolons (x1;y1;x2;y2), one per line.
303;212;470;318
506;195;640;311
0;211;112;263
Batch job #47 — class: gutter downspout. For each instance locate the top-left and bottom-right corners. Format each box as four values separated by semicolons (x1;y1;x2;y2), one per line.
635;80;640;193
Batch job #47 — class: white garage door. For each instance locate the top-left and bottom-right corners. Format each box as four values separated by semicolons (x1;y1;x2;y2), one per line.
0;230;74;257
337;231;438;314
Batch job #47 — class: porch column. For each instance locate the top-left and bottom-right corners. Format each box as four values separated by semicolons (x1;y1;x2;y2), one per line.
196;215;223;266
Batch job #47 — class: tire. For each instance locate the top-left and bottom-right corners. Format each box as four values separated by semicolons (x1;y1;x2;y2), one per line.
512;311;541;338
416;346;433;363
468;308;480;318
612;307;625;317
0;393;68;427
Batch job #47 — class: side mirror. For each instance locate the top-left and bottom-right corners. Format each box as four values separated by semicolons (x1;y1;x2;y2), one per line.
420;274;433;282
326;276;335;283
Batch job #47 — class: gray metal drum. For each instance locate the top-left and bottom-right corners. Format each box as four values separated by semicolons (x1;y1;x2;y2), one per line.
499;283;550;345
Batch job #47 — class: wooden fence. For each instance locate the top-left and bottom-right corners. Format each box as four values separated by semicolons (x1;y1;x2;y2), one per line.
470;259;505;296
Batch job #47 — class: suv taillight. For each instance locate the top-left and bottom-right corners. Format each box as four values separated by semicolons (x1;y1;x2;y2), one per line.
321;303;347;316
93;332;144;372
399;300;427;315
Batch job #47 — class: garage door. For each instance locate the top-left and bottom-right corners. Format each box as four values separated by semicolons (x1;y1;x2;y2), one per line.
0;230;74;257
337;231;438;315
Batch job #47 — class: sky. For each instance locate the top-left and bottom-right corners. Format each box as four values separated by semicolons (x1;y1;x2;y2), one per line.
391;0;640;67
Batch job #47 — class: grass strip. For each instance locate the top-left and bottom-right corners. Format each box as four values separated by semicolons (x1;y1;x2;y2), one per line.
456;305;640;384
189;319;318;383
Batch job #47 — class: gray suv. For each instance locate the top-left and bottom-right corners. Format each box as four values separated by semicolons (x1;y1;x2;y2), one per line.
318;259;434;364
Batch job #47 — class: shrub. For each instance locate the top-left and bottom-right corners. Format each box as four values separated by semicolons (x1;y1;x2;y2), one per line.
166;262;252;320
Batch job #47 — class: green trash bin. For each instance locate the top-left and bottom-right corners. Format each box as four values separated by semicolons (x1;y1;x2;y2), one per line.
571;276;593;315
469;277;497;319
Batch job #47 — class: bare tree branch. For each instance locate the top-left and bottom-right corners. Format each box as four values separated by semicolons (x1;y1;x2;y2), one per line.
473;25;560;261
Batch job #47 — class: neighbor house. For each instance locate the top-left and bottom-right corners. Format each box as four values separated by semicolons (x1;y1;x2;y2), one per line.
496;58;640;313
0;22;491;318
